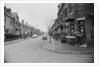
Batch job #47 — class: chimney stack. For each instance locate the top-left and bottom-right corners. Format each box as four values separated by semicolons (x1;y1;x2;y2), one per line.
22;20;24;24
26;23;27;25
6;8;11;14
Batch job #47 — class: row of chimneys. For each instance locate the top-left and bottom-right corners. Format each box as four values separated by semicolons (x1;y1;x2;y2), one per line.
4;6;11;14
22;20;29;26
5;6;30;27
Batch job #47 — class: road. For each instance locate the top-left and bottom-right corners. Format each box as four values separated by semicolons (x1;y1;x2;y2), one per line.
4;36;94;63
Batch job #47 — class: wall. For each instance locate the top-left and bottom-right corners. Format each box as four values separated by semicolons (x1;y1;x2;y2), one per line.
85;15;94;44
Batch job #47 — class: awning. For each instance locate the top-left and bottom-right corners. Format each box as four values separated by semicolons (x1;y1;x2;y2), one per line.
66;36;76;38
77;17;85;20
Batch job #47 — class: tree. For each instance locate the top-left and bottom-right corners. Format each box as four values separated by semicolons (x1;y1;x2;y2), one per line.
45;19;55;43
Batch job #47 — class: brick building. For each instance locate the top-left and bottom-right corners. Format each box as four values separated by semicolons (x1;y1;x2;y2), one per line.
4;6;41;39
50;3;94;46
4;7;15;38
11;12;20;35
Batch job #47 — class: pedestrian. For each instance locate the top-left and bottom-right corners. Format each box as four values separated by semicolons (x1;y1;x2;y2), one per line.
77;32;83;47
74;31;82;47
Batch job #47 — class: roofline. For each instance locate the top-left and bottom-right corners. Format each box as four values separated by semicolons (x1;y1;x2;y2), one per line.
57;3;65;16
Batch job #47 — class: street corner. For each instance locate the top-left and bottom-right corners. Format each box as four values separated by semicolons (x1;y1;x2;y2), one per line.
46;41;94;54
3;3;94;63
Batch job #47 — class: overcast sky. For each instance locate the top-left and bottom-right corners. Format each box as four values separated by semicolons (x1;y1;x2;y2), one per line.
4;3;58;32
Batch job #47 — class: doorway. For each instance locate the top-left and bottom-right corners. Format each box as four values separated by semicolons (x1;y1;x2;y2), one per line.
78;19;86;44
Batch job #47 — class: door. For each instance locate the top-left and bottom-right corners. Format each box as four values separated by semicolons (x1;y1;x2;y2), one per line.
78;20;86;44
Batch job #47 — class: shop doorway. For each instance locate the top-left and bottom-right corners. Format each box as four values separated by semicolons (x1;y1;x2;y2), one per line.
78;19;86;44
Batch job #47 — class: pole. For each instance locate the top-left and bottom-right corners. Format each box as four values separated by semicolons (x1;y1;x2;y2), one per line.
49;28;51;43
75;4;78;46
37;24;38;35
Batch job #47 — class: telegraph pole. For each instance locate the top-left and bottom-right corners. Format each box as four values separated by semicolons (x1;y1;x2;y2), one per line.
48;26;51;43
37;24;38;35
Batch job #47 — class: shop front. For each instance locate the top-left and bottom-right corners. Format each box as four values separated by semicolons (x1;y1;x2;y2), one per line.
65;18;76;45
76;16;94;47
77;17;86;45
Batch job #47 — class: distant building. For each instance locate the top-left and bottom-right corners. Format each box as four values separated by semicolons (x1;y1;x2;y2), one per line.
4;6;36;39
4;6;46;39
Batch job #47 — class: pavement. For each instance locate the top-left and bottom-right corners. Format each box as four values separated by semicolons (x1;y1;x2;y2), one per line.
4;37;32;45
46;36;94;54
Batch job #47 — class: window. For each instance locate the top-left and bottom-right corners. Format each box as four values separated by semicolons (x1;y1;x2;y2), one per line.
70;22;74;35
66;28;67;33
65;8;67;18
4;15;6;23
11;18;13;24
70;3;73;14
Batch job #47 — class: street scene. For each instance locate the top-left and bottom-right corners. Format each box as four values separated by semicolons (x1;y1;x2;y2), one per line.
4;3;94;63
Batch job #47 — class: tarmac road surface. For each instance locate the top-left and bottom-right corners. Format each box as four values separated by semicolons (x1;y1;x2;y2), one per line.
4;36;94;63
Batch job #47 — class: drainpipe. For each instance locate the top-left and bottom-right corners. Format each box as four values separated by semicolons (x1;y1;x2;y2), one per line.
74;3;78;44
75;3;78;32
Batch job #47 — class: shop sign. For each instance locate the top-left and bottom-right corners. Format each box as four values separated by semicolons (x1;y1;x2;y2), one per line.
77;17;85;20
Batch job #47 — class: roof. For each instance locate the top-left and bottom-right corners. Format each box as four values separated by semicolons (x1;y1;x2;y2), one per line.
4;7;12;18
11;12;19;20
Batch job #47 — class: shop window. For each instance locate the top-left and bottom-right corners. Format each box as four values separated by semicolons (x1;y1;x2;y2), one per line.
70;22;74;35
78;20;85;35
65;28;67;33
70;22;74;31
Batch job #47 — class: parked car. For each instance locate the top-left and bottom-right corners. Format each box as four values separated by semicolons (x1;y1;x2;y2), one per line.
42;35;47;40
32;34;38;38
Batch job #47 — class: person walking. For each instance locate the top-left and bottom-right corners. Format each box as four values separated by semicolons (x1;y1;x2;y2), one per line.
77;32;83;47
74;31;83;47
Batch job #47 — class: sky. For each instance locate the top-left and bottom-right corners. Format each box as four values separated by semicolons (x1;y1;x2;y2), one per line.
4;3;58;32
